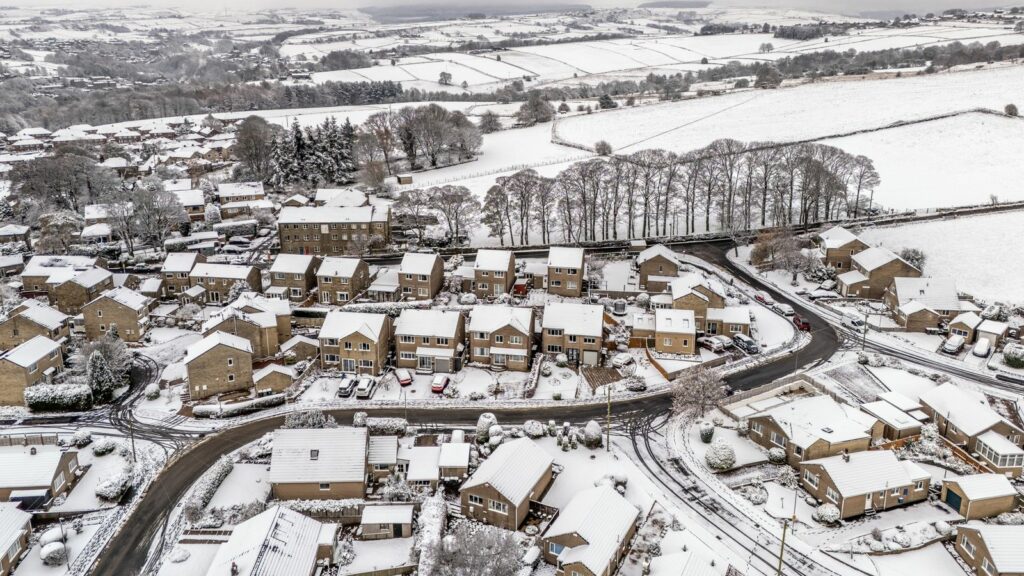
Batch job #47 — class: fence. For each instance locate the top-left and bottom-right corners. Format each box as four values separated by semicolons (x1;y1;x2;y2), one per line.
0;433;58;447
345;565;416;576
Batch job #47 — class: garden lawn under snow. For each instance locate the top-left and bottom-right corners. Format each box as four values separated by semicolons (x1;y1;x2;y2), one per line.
156;543;220;576
338;538;415;575
206;463;270;510
15;519;105;575
858;211;1024;305
687;417;767;470
536;436;656;513
50;440;136;513
869;542;965;576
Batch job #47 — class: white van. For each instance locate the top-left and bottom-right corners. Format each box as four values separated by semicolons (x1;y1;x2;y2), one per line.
841;315;866;329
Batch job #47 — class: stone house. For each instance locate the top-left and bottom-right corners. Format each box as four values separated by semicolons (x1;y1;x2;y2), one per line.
0;503;31;575
201;308;280;359
0;224;30;250
216;181;265;203
635;244;681;292
205;506;335;576
269;428;367;500
50;268;114;315
161;252;205;299
467;306;533;371
949;311;984;344
955;524;1024;576
82;287;153;343
837;247;921;299
184;331;254;401
471;249;515;298
540;486;639;576
547;247;585;298
668;276;726;332
395;309;465;373
277;206;391;257
268;254;320;302
0;302;70;350
319;311;391;375
281;335;319;362
316;257;371;305
799;450;929;520
0;336;64;406
20;255;103;299
460;438;553;530
0;444;80;505
253;364;296;396
883;277;963;331
541;303;604;367
814;226;868;270
398;253;443;301
189;263;262;305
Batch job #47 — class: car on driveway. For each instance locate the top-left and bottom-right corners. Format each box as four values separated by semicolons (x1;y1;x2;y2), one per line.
711;335;734;349
612;353;634;368
431;374;450;393
941;335;965;355
697;336;724;352
972;339;992;358
337;376;356;398
355;376;376;399
394;368;413;386
755;291;774;306
792;314;811;331
773;303;795;316
733;333;760;354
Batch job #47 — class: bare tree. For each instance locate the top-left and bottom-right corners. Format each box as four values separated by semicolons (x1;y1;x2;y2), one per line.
234;115;277;180
393;188;432;242
363;111;397;174
429;185;479;244
134;178;185;245
36;211;82;254
849;155;880;217
430;522;522;576
671;366;726;422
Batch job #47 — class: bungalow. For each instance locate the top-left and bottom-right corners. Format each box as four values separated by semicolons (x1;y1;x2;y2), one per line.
184;331;254;400
0;503;30;575
216;181;265;203
541;303;604;367
941;474;1017;520
837;247;921;299
471;249;515;298
814;226;868;270
398;445;441;489
635;244;682;291
318;311;390;375
799;450;929;519
0;336;64;406
460;438;554;530
955;524;1024;576
467;306;533;371
82;287;153;343
360;505;413;540
540;486;639;576
0;444;80;507
268;254;319;302
398;253;443;301
746;394;881;468
253;364;296;396
395;309;465;373
205;505;335;576
547;247;585;297
202;307;280;358
270;427;367;500
0;302;70;350
920;383;1024;477
316;257;371;305
189;263;262;304
883;277;963;331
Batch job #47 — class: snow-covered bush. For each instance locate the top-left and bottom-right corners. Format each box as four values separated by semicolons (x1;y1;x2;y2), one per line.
768;447;786;464
70;430;93;448
95;466;133;501
520;420;543;439
40;542;67;566
182;456;234;523
934;521;952;535
144;383;161;400
704;439;736;471
168;547;191;563
699;422;715;444
213;219;258;238
584;420;603;448
488;424;504;447
192;394;285;418
24;383;93;411
39;526;67;547
353;412;367;427
813;503;841;525
366;417;407;435
540;364;552;377
739;484;768;505
476;413;497;443
594;472;628;491
92;438;120;456
994;511;1024;525
283;409;338;429
458;293;478;305
555;354;568;367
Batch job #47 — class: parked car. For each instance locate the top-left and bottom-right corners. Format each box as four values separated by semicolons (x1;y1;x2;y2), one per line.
712;335;734;349
792;314;811;331
981;304;1002;320
807;289;838;300
841;315;866;329
355;377;376;399
394;368;413;387
336;376;356;398
697;336;724;352
733;333;760;354
431;374;450;393
755;291;774;306
773;303;795;316
941;334;966;355
972;339;992;358
611;353;634;368
818;280;837;291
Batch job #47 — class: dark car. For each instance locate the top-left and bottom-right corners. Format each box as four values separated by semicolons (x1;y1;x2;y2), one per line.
336;376;356;398
792;314;811;331
733;333;760;355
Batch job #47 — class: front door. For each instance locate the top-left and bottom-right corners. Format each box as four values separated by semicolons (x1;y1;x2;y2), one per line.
566;348;579;365
393;523;402;538
865;493;872;509
320;292;330;304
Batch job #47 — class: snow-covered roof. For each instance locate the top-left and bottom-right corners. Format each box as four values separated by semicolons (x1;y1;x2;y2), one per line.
545;486;639;576
977;430;1024;456
962;524;1024;573
402;445;440;483
203;308;277;332
222;199;274;211
461;438;552;503
817;226;861;249
978;319;1009;335
837;269;869;286
281;335;318;352
891;277;959;312
253;364;296;383
369;269;400;293
668;276;712;302
752;395;875;449
636;244;681;266
0;444;65;488
547;246;584;268
162;178;194;192
468;305;532;335
473;249;513;271
946;474;1015;500
186;331;252;363
80;223;112;238
320;311;388;342
316;187;367;207
96;287;151;312
361;504;413;526
395;309;462;338
897;300;934;316
803;450;929;497
18;303;69;330
317;257;363;278
217;181;264;199
69;267;112;289
542;302;603;337
951;311;983;329
205;505;323;576
190;262;255;280
284;194;309;205
173;189;205;207
270;428;367;484
852;247;904;272
859;401;919;431
84;202;132;221
399;253;440;275
877;391;921;412
655;308;695;334
270;254;315;275
22;255;97;278
439;442;470;469
0;503;30;562
1;335;60;368
278;205;389;224
228;292;291;317
706;307;750;324
920;382;1005;437
0;224;29;236
139;278;163;294
367;436;398;465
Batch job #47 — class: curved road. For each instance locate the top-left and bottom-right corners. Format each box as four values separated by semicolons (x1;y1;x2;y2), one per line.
93;242;841;575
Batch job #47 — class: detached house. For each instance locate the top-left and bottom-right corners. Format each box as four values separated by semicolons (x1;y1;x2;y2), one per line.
21;255;102;299
184;331;254;400
883;277;964;331
542;303;604;367
82;287;153;343
668;275;726;332
0;503;30;575
0;444;80;506
799;450;929;520
652;309;697;355
319;311;391;375
316;257;371;305
395;309;465;373
540;486;639;576
50;268;114;315
468;306;534;371
814;226;868;270
270;428;368;500
471;250;515;298
205;506;335;576
0;224;30;250
837;247;921;299
268;254;319;301
216;181;265;203
547;247;585;297
955;524;1024;576
460;438;554;530
0;336;63;405
161;252;204;298
0;302;70;350
635;244;682;292
189;263;262;304
398;253;443;301
202;307;280;359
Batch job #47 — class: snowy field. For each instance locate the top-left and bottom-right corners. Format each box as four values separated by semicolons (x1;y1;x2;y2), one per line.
858;210;1024;305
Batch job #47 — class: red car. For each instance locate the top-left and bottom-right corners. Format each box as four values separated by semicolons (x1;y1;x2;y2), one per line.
792;314;811;331
394;368;413;387
431;374;450;393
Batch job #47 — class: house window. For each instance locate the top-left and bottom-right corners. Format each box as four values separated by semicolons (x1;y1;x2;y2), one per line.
730;324;743;333
548;542;564;555
475;347;489;356
826;487;839;502
960;534;975;557
983;558;995;575
547;345;562;353
227;357;234;366
750;421;763;435
325;338;339;346
663;338;673;347
468;494;484;506
422;336;430;345
548;329;563;336
803;470;819;488
227;374;235;382
568;335;577;343
510;336;522;345
437;338;449;346
400;335;414;344
475;331;488;340
310;449;319;460
96;310;103;317
770;432;787;448
494;335;504;344
319;483;330;490
28;363;37;374
344;342;353;350
489;500;508;514
324;354;339;363
400;352;415;360
7;539;21;563
915;480;924;490
583;337;596;345
360;343;370;351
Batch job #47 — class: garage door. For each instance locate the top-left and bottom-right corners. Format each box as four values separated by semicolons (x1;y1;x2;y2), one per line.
582;350;599;366
944;489;962;513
